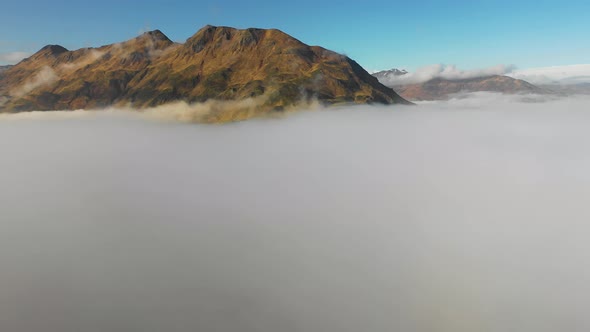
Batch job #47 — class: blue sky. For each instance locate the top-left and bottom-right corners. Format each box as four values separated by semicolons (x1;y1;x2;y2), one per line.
1;0;589;71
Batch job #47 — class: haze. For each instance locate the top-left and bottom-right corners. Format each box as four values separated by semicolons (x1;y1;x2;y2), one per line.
1;94;590;331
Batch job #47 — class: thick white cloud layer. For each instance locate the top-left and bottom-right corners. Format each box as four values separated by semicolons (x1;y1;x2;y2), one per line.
1;94;590;332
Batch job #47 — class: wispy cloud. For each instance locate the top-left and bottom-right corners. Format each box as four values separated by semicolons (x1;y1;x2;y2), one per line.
58;49;105;71
10;66;58;97
376;63;590;86
0;51;30;64
377;64;515;86
507;64;590;85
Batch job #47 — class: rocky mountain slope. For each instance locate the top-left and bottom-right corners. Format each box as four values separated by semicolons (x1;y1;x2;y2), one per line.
373;69;549;101
0;26;410;121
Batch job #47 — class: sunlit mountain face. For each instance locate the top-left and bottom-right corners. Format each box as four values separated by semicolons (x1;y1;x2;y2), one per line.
0;26;408;121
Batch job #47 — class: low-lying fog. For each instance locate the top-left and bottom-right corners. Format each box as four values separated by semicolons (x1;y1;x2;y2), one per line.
1;93;590;332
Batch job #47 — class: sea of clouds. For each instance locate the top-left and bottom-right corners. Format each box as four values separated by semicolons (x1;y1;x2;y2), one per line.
1;93;590;332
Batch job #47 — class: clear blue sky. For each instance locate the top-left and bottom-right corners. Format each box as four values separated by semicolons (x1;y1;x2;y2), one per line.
1;0;588;70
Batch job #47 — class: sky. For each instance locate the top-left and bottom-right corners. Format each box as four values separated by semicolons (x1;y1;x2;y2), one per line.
1;0;589;71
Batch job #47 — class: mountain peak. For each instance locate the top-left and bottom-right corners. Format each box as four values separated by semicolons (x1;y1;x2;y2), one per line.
185;25;299;54
114;29;175;55
19;44;69;63
186;25;247;52
1;25;410;120
373;68;408;79
36;44;69;57
139;29;172;43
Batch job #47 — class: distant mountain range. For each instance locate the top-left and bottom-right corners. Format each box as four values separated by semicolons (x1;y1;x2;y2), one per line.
372;69;408;80
0;26;409;122
0;65;12;74
397;76;549;101
373;68;552;100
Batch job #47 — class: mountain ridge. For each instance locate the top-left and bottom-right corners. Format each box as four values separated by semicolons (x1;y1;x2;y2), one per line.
372;68;408;80
372;68;550;100
0;26;410;121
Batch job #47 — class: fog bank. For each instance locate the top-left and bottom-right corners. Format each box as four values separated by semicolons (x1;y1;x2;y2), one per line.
1;94;590;331
508;64;590;85
376;64;515;86
375;63;590;86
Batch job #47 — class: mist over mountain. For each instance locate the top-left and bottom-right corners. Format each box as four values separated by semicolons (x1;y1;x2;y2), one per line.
508;64;590;85
0;0;589;330
396;75;549;101
373;63;590;101
0;26;409;122
374;64;515;86
541;82;590;95
373;66;552;101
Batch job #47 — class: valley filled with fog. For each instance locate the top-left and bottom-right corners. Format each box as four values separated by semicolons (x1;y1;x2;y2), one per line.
1;93;590;332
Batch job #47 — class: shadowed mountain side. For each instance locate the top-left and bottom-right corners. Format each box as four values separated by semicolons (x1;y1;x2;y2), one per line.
0;26;410;121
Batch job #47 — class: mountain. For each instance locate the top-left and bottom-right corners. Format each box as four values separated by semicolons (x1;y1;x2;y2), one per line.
0;26;410;121
372;69;550;100
372;68;408;80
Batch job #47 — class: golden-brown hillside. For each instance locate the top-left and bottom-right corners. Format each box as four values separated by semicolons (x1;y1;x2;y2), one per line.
0;26;410;121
